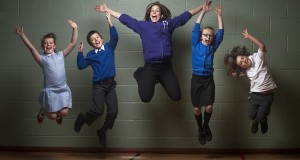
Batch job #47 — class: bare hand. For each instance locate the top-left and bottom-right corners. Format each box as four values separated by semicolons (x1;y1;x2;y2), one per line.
202;0;212;7
14;24;24;36
201;0;212;14
242;29;251;39
95;1;107;12
214;5;223;15
67;19;77;29
78;42;83;52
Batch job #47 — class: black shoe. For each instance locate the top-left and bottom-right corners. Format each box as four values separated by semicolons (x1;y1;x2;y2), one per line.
251;121;259;134
97;128;107;148
37;107;45;124
74;113;85;133
260;120;268;134
198;129;206;145
203;124;212;141
56;115;63;125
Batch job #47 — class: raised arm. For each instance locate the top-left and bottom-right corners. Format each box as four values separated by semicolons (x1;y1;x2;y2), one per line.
214;5;223;29
189;0;211;16
77;42;89;70
14;25;42;65
196;2;212;24
106;12;113;27
78;42;83;53
63;19;78;57
95;1;122;19
242;29;265;52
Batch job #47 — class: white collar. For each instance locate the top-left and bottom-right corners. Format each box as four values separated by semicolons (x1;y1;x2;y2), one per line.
95;45;105;53
46;52;55;56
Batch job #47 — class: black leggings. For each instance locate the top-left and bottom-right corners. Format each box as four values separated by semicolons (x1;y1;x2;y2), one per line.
134;62;181;103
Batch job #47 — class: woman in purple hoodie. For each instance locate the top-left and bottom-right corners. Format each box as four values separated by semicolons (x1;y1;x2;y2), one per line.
96;0;210;103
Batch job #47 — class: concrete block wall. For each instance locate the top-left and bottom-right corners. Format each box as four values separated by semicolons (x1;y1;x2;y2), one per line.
0;0;300;149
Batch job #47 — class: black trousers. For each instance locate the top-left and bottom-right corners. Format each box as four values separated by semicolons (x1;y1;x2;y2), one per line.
248;92;274;122
134;62;181;103
84;81;118;130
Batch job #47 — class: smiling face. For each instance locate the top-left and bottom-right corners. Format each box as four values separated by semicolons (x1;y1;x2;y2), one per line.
201;28;214;46
88;33;103;49
150;5;161;22
43;38;56;54
236;55;252;69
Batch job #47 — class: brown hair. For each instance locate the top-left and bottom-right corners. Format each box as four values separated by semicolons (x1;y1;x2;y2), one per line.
144;1;171;21
224;46;250;77
41;33;56;52
86;30;102;47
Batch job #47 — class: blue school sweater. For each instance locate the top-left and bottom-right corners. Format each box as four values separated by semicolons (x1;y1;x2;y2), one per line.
77;26;118;83
191;23;224;76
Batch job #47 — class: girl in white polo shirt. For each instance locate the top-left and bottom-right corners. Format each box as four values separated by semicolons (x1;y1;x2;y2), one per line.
224;29;277;134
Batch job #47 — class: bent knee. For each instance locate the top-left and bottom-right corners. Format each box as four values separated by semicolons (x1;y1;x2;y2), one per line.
46;113;57;120
194;107;202;115
140;96;152;103
248;114;256;120
59;108;69;117
172;95;181;101
205;105;213;112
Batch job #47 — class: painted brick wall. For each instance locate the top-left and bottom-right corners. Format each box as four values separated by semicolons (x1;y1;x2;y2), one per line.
0;0;300;148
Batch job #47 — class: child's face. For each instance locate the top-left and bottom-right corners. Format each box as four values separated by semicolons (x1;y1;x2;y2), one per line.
43;38;56;54
89;33;103;49
201;28;214;46
150;5;161;22
236;55;252;69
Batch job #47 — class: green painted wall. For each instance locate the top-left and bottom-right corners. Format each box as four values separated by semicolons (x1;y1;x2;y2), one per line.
1;0;300;148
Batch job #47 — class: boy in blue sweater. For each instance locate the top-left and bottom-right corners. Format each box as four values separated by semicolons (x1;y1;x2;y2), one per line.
191;3;224;145
95;0;211;103
74;13;118;148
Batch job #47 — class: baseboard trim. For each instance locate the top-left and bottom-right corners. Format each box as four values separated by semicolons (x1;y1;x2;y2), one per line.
1;147;300;154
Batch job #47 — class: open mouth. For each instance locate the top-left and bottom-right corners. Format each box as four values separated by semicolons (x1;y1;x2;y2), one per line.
151;15;158;21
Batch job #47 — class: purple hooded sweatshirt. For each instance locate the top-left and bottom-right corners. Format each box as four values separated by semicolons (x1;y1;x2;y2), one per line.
119;11;192;63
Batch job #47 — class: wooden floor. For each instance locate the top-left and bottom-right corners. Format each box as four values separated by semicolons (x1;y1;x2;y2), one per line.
1;152;300;160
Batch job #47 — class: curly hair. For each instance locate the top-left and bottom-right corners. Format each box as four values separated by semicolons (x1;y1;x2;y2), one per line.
224;45;251;77
144;1;171;21
41;33;56;52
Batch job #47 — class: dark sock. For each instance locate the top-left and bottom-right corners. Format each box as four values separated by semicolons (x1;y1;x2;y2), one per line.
204;111;212;125
194;114;203;130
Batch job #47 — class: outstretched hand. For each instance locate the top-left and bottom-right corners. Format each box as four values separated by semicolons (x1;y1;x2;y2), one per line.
67;19;77;29
242;29;251;39
95;0;107;13
14;24;24;36
203;0;212;7
214;5;223;15
78;42;83;52
201;0;212;14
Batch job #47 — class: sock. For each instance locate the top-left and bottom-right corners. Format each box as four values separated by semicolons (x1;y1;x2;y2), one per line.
204;111;212;126
194;114;203;130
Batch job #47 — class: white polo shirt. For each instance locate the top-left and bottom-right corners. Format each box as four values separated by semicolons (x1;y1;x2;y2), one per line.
246;49;277;92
